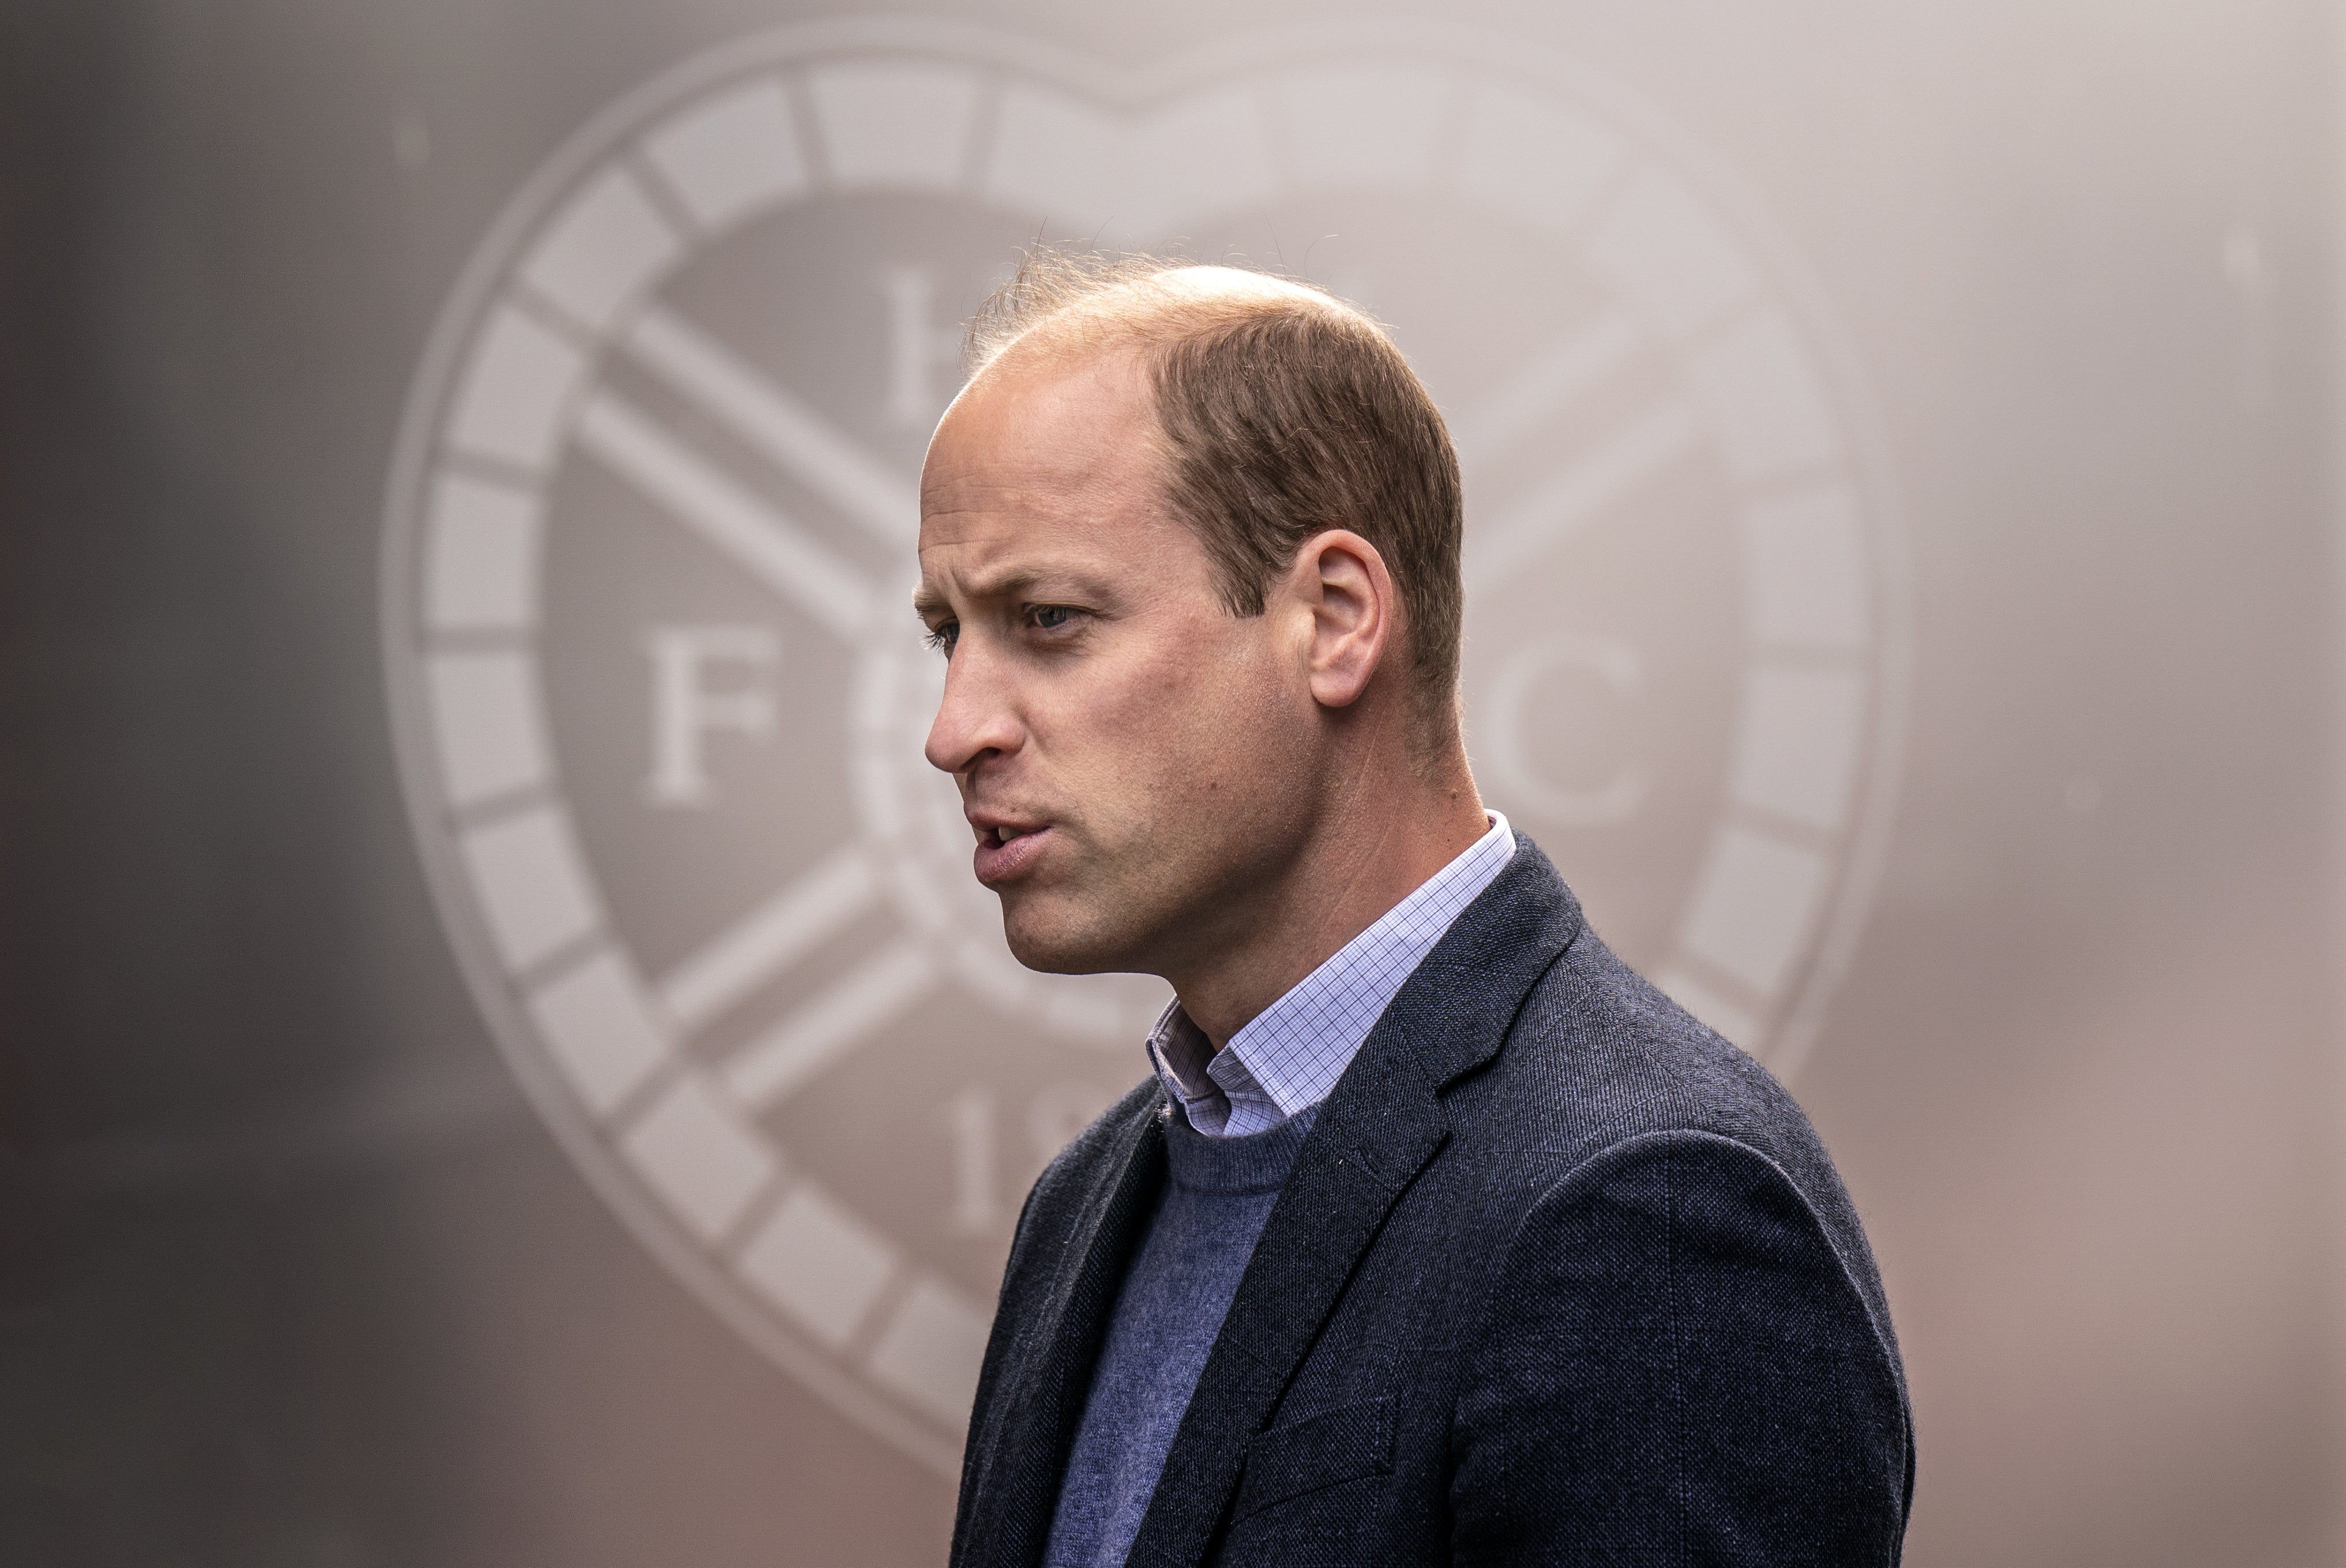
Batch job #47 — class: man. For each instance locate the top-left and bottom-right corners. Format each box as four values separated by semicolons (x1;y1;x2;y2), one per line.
915;255;1912;1567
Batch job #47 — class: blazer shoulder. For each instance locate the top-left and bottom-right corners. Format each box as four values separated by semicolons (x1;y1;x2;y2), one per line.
1455;925;1904;1374
1499;926;1822;1160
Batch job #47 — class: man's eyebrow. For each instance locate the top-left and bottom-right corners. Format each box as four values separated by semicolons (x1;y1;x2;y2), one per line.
915;565;1106;618
966;567;1048;602
910;571;1043;621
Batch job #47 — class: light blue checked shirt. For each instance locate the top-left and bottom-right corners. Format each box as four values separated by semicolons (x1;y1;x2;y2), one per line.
1147;812;1517;1138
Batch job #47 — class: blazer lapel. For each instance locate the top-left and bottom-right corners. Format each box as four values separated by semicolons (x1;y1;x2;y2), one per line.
956;1089;1168;1568
1123;839;1585;1568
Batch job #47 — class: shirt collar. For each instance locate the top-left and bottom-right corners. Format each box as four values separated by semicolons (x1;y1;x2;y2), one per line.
1146;811;1517;1136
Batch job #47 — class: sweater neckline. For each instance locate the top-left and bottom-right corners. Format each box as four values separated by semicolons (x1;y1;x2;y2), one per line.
1160;1102;1319;1195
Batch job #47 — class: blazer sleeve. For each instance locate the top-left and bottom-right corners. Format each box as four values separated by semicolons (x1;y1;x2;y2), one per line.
1450;1130;1910;1566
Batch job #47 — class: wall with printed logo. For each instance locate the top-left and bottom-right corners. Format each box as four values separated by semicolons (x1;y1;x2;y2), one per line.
2;2;2340;1565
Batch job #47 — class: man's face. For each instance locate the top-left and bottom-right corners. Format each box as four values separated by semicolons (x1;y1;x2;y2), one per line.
916;351;1319;977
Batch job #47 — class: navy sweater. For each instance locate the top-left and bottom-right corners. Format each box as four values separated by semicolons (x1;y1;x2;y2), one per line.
1040;1105;1319;1568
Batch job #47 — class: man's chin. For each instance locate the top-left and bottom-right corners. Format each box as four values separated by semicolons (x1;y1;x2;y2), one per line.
999;902;1139;977
1002;932;1124;977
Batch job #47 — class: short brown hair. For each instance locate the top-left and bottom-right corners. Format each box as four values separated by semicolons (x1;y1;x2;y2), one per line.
964;252;1465;739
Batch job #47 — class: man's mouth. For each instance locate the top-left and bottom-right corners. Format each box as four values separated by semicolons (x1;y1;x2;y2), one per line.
971;819;1050;886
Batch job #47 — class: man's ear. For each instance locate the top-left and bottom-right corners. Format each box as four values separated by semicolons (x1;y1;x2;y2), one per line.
1292;530;1395;710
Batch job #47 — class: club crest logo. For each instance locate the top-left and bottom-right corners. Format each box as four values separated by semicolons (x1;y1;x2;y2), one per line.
381;18;1910;1474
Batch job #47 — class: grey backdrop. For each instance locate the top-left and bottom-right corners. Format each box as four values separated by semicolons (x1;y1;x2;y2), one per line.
2;2;2341;1566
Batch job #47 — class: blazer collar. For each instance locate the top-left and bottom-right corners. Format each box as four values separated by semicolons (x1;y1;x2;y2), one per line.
1375;834;1583;1092
1125;836;1584;1567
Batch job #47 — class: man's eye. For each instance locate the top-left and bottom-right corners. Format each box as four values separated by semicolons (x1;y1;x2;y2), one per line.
924;621;958;654
1030;605;1078;631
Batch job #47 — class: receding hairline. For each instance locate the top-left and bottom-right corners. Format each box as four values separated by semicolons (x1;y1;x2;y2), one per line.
962;260;1373;392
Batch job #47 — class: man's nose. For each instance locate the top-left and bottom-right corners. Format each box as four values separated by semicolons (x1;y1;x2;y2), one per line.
924;643;1023;776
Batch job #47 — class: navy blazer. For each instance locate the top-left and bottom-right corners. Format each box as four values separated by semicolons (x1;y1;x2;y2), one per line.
950;839;1912;1567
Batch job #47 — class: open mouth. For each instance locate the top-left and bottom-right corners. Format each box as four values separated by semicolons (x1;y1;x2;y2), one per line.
971;821;1049;885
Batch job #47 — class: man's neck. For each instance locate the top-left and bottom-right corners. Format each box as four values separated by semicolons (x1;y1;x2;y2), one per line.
1167;755;1488;1049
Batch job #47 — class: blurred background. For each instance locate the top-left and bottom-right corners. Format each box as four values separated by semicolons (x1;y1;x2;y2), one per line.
3;2;2342;1565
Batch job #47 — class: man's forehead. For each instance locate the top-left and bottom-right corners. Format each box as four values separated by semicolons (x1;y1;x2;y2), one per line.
929;350;1150;477
916;504;1113;598
915;464;1198;614
919;355;1161;543
918;461;1093;524
918;465;1116;550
